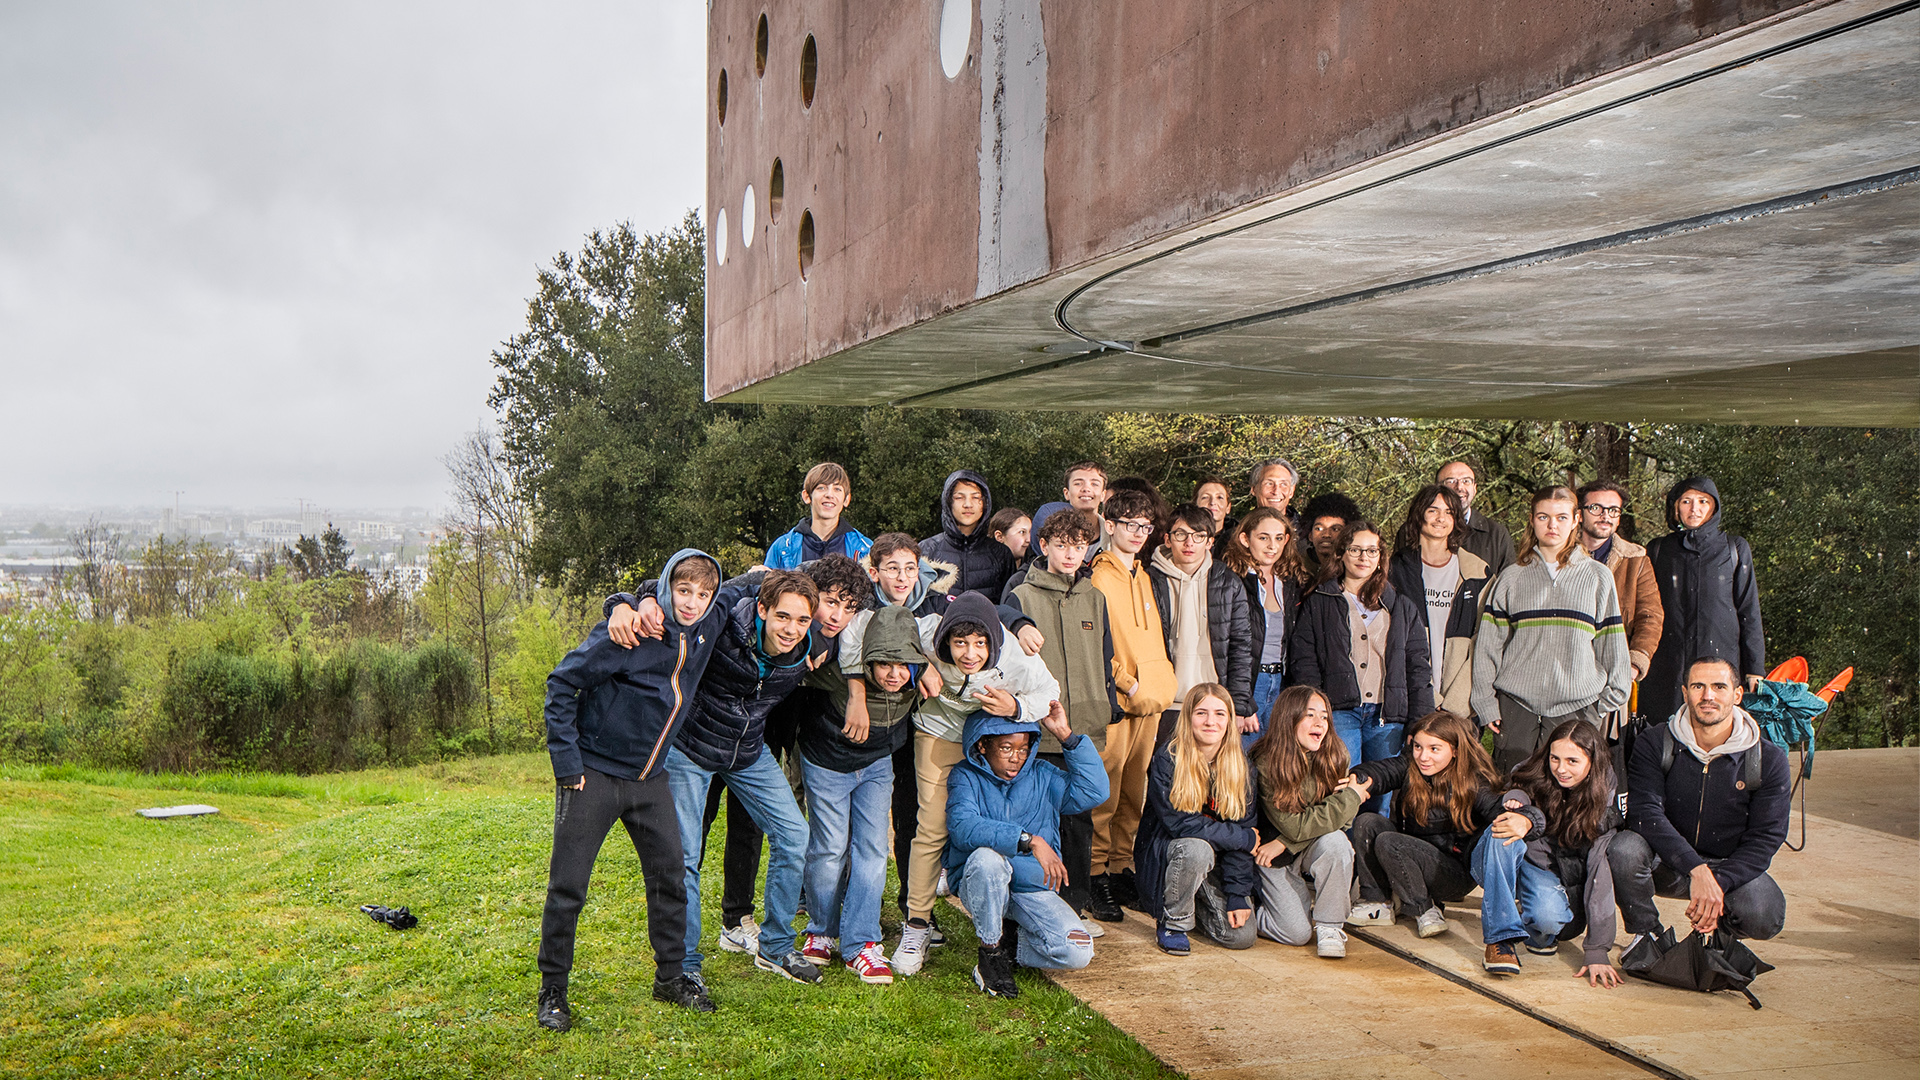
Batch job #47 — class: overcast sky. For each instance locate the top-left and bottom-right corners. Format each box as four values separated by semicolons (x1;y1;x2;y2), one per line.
0;2;705;512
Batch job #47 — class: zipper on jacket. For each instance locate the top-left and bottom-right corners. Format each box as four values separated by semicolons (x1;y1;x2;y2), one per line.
641;634;689;779
1694;759;1710;847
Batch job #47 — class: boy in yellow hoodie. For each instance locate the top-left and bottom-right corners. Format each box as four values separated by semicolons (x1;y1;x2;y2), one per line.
1087;487;1177;917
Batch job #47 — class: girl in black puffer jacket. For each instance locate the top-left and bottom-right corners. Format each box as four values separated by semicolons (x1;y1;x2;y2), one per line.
1345;710;1507;939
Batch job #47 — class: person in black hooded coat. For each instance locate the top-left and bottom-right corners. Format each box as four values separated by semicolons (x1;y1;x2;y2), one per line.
1640;476;1765;724
921;469;1017;601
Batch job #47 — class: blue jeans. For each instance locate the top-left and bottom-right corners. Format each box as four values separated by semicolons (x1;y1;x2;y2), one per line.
799;752;893;949
664;745;809;971
1332;704;1403;815
954;847;1093;971
1471;830;1573;947
1244;671;1287;753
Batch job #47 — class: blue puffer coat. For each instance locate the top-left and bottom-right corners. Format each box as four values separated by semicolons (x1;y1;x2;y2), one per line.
944;712;1109;893
673;593;819;773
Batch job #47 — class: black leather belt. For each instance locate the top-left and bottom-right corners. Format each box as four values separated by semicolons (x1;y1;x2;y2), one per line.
1258;663;1286;674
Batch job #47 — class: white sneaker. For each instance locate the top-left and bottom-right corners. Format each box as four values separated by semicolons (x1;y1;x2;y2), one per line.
1081;918;1106;939
717;921;759;954
1415;907;1449;939
893;921;932;976
1315;924;1348;958
1346;901;1394;927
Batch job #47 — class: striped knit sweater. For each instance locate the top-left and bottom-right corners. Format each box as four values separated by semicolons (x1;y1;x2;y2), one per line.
1470;547;1632;725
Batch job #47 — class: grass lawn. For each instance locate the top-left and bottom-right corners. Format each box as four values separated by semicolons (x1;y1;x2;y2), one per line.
0;754;1177;1079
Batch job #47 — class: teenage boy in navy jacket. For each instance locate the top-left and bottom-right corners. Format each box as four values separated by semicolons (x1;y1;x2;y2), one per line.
538;549;731;1030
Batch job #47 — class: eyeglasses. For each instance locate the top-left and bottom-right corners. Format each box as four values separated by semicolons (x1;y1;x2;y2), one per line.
987;742;1032;758
1580;504;1623;517
1168;529;1211;544
1346;547;1381;558
1112;519;1153;535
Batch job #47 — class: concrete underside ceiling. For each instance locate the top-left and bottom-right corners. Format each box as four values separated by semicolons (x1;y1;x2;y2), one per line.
719;0;1920;426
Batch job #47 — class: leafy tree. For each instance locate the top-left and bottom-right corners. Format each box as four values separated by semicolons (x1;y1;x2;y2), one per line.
282;525;353;581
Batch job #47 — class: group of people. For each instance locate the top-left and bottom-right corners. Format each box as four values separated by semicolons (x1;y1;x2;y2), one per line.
533;455;1786;1030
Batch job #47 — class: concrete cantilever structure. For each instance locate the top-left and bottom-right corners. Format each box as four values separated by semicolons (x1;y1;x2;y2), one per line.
704;0;1920;425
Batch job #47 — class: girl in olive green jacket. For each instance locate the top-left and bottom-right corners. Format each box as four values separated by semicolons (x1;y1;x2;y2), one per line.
1248;686;1362;958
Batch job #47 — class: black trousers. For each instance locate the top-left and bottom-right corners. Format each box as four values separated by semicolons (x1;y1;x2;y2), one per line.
538;768;686;986
1040;751;1094;915
1351;812;1475;917
1609;829;1787;939
702;779;764;930
891;737;917;913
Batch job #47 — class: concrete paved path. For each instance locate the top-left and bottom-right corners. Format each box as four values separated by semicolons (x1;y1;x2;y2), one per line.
1050;748;1918;1080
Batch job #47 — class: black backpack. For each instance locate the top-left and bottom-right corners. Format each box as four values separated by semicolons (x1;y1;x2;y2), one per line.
1618;722;1761;819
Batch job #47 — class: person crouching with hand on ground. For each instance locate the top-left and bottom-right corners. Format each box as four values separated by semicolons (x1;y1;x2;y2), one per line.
1134;683;1260;955
946;701;1110;997
1475;718;1625;984
1345;710;1504;940
1247;686;1360;959
1612;656;1790;946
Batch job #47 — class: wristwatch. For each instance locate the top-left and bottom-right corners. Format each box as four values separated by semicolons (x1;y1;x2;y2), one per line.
1017;832;1033;854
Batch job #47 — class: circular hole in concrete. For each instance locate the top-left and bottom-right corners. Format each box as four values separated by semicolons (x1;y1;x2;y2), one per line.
797;210;814;280
768;159;784;223
741;184;756;248
714;207;728;266
754;13;768;78
716;69;728;126
800;34;817;109
939;0;971;79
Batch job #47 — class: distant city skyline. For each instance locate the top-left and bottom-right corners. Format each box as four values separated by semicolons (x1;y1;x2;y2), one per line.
0;2;705;507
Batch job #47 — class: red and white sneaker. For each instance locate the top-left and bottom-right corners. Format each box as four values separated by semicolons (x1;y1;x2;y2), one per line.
801;932;838;966
845;941;894;985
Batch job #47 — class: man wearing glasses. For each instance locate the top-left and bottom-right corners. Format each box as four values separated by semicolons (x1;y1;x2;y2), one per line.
1436;461;1515;575
1576;480;1666;795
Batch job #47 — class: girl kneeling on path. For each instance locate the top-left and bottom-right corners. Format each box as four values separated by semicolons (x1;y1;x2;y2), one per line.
1248;686;1360;958
1474;718;1624;984
1135;683;1260;955
1345;710;1502;939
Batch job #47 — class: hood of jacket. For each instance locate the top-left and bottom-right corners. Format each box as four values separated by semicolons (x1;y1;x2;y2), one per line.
1026;501;1073;559
655;549;724;627
938;469;996;550
1664;475;1730;555
1019;563;1085;597
862;603;925;668
933;590;1002;668
959;709;1044;786
863;551;959;611
1669;703;1761;762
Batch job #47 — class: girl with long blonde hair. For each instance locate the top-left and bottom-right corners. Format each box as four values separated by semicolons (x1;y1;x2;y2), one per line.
1132;684;1260;956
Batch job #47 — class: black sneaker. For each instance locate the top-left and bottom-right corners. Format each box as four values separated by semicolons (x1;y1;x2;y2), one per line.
536;984;571;1032
1112;868;1142;910
1088;874;1124;922
652;972;717;1013
973;942;1018;998
754;947;824;985
927;913;947;948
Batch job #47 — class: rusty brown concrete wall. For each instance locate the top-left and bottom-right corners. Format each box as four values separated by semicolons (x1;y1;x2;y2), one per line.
707;0;983;396
705;0;1805;399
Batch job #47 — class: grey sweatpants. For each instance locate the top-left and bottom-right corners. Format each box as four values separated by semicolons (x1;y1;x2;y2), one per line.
1254;831;1356;946
1163;837;1258;949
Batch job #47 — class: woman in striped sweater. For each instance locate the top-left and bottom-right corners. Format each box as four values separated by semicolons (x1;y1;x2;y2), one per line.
1469;486;1633;775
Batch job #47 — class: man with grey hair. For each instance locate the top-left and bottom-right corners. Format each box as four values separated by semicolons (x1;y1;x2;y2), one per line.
1248;459;1299;524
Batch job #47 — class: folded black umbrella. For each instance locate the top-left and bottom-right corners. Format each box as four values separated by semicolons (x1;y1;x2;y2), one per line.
360;904;418;930
1621;926;1774;1008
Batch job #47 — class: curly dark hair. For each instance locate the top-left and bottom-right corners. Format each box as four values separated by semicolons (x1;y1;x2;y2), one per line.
804;554;875;610
1394;484;1465;555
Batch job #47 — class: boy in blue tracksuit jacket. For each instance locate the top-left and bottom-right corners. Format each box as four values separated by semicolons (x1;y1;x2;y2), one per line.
946;706;1109;997
537;549;743;1028
763;462;874;569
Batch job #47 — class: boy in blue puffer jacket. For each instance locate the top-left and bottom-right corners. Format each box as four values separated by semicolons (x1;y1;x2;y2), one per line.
946;704;1110;998
538;549;736;1030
